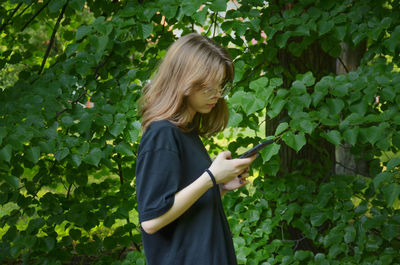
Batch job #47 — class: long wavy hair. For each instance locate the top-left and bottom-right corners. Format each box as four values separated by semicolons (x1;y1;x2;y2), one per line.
138;33;234;137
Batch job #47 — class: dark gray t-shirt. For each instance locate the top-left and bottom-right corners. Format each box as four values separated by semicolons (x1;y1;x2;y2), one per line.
135;120;237;265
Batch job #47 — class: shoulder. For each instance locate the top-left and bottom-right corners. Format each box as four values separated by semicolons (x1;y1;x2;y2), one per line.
138;120;182;155
147;120;179;132
144;120;182;140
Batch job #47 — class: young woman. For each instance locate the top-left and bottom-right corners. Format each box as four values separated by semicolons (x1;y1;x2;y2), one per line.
136;33;256;265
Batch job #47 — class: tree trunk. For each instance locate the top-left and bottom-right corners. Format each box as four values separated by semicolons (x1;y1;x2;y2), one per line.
335;42;368;176
266;41;337;175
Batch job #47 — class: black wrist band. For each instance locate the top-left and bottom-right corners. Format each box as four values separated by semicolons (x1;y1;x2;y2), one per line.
205;169;217;187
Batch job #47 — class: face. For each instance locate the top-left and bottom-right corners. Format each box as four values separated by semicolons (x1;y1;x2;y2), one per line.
186;80;223;121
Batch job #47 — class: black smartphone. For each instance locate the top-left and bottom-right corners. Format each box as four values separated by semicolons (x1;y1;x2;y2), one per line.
238;139;274;158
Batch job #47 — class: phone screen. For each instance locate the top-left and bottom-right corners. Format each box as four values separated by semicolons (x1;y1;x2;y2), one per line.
238;139;274;158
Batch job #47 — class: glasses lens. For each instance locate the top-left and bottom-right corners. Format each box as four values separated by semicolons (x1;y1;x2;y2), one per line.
221;83;232;97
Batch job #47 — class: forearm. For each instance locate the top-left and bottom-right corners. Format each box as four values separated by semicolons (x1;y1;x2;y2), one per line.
141;172;213;234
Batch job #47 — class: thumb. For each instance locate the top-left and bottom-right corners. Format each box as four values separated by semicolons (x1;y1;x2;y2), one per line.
220;150;231;159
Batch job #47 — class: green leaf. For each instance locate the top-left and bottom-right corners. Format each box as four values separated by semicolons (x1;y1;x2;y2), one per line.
310;211;327;226
331;84;349;97
291;81;306;95
382;224;398;241
270;78;283;88
161;4;178;19
84;148;102;167
349;100;368;116
65;43;79;57
48;0;66;13
55;147;69;161
234;93;265;115
387;158;400;171
44;237;55;251
115;142;134;157
61;115;74;127
384;25;400;53
343;127;359;146
71;154;82;167
325;130;341;146
298;72;315;86
76;25;92;41
275;122;289;136
334;25;347;41
328;244;344;259
93;35;109;54
182;0;202;16
364;126;383;145
247;209;260;223
70;0;85;10
140;23;153;39
294;250;311;261
233;60;245;83
192;7;208;24
382;183;400;207
264;156;280;176
267;98;286;119
344;226;356;243
110;120;127;137
381;87;396;102
4;175;19;189
0;144;12;162
228;111;242;127
233;21;247;36
374;172;393;189
282;131;306;152
326;98;345;114
276;31;291;48
249;77;268;92
209;0;227;12
299;120;317;135
25;146;40;164
318;20;334;35
143;7;157;22
260;143;280;162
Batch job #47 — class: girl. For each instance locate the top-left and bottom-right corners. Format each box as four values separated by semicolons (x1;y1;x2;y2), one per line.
136;33;256;265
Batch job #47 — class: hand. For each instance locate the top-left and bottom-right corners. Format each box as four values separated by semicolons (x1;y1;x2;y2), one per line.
220;171;250;191
208;151;257;184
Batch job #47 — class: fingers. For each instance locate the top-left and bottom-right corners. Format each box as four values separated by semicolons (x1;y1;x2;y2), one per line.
218;150;232;160
238;172;249;183
239;173;250;185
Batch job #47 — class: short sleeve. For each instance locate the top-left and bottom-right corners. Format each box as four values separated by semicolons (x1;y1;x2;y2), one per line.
135;123;182;223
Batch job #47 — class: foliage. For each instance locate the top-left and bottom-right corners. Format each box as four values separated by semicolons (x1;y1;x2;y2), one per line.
0;0;399;264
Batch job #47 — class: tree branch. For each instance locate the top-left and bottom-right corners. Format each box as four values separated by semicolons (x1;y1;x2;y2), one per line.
338;56;350;74
17;2;34;18
66;182;73;199
21;0;50;31
0;3;23;33
55;90;88;118
116;154;124;185
213;12;218;37
206;12;217;36
38;0;69;74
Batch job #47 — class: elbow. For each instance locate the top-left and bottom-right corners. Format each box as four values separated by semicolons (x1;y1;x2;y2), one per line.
141;220;159;235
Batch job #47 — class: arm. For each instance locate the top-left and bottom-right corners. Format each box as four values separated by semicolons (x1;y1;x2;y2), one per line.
141;151;256;234
141;171;213;234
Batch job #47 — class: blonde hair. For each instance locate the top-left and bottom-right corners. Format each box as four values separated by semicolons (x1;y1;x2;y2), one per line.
138;33;234;137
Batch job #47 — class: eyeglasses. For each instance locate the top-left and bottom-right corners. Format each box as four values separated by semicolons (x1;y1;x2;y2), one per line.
202;83;232;99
